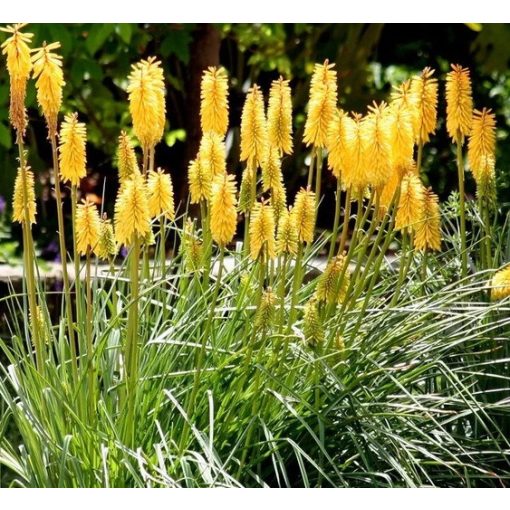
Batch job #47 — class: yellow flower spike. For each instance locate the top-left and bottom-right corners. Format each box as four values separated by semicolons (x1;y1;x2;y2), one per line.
238;169;256;214
361;102;392;190
261;145;283;192
96;216;117;260
395;172;426;232
343;112;367;192
490;265;510;301
240;84;268;170
387;100;415;169
303;60;338;149
446;64;473;141
410;67;438;145
255;288;276;332
315;254;350;306
114;172;151;246
59;113;87;186
210;173;238;247
292;187;316;244
414;188;441;252
188;157;212;204
1;23;33;137
468;108;496;185
200;66;229;138
147;168;175;220
303;297;324;347
199;131;226;178
271;178;287;225
181;218;203;272
12;166;36;224
327;109;351;180
31;41;65;138
127;57;166;150
117;131;140;186
75;200;101;256
250;201;276;261
267;77;293;155
276;208;298;256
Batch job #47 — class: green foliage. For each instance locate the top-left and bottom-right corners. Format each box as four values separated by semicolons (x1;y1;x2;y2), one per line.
1;196;510;487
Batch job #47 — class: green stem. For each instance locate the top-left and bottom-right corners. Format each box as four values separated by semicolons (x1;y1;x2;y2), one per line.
17;140;44;374
328;178;342;260
339;187;352;254
124;234;141;447
71;186;85;361
277;253;288;334
288;243;304;331
307;148;316;188
315;149;323;209
51;134;78;383
456;133;468;279
85;248;96;421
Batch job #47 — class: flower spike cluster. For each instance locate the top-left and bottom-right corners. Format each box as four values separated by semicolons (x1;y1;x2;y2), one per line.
147;168;175;220
200;66;229;138
12;166;36;224
468;108;496;191
303;60;337;149
250;201;276;261
114;172;151;246
210;173;238;247
1;23;33;137
267;77;293;155
240;84;268;170
59;113;87;186
32;42;65;137
76;200;101;255
127;57;166;150
445;64;473;141
410;67;438;145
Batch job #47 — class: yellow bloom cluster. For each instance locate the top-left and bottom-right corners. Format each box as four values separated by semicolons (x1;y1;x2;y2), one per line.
188;158;212;204
410;67;438;145
76;200;101;255
200;66;229;137
59;113;87;186
303;60;337;149
468;108;496;189
114;172;151;246
210;173;238;247
1;23;33;136
12;166;36;224
127;57;166;149
240;84;268;170
446;64;473;140
250;201;276;261
32;42;65;137
292;188;316;244
267;77;293;155
276;208;298;256
117;131;140;186
147;168;175;220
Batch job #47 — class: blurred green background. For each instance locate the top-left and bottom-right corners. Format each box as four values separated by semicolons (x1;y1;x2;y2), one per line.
1;23;510;262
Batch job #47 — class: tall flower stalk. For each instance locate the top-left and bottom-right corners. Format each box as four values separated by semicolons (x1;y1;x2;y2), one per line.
2;24;44;372
114;171;151;445
32;41;78;378
446;64;473;278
